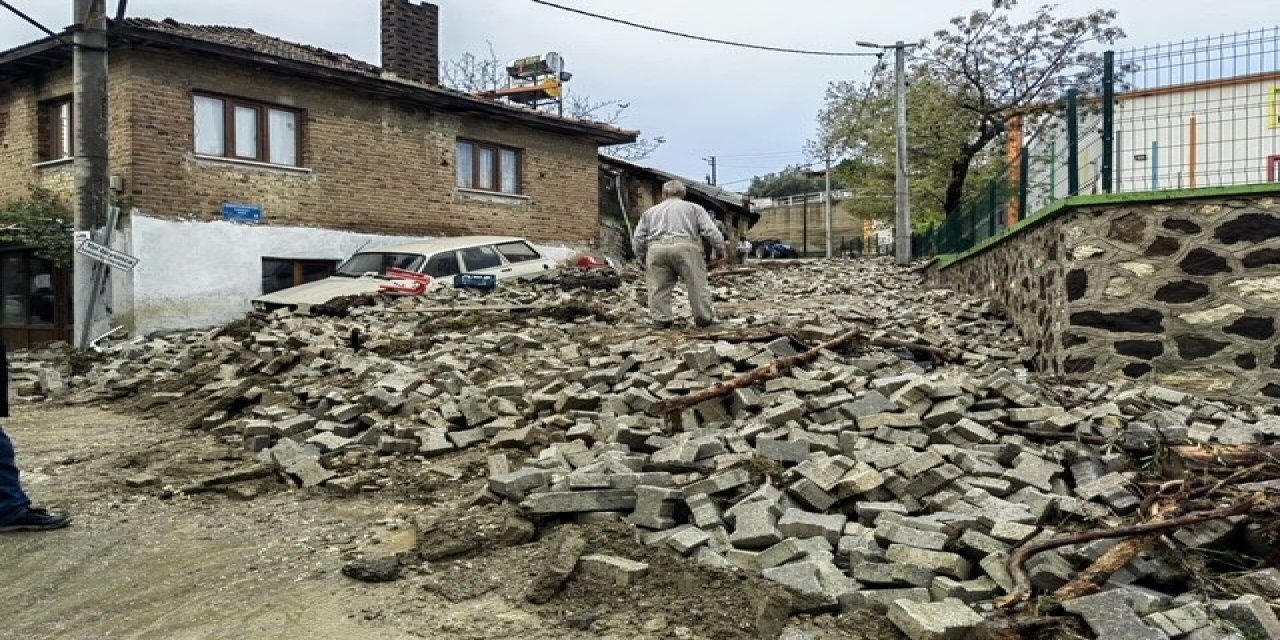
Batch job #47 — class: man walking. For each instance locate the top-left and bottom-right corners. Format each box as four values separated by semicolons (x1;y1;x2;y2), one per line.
632;180;725;329
0;341;71;533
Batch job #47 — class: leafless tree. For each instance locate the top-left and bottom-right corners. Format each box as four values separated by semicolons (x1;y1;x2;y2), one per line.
441;44;664;161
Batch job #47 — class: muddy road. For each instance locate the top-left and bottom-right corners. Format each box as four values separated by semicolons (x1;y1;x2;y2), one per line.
0;404;899;640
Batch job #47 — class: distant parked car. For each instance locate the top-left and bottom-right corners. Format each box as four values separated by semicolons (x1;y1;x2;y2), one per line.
755;239;798;259
251;235;558;312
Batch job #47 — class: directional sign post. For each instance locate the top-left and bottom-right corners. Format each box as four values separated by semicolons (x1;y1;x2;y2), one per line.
76;239;139;272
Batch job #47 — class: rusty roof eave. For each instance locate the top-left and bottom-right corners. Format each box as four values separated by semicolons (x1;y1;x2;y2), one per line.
0;37;68;75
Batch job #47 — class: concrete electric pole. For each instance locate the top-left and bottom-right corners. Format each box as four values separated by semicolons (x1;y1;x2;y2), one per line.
891;41;911;265
703;156;717;186
858;40;914;265
72;0;109;349
823;151;832;259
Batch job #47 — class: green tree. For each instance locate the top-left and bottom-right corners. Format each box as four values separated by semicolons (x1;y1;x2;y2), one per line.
745;165;827;199
0;186;74;266
817;0;1123;218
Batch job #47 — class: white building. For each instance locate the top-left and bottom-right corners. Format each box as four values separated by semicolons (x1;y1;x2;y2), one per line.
1024;71;1280;214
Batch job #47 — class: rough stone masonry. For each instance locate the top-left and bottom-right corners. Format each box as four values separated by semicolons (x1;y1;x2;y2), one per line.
930;190;1280;401
13;259;1280;640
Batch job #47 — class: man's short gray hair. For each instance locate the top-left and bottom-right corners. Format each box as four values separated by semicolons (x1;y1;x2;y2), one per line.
662;180;687;199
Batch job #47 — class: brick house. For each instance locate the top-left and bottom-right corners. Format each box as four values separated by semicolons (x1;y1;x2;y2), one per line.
0;0;635;343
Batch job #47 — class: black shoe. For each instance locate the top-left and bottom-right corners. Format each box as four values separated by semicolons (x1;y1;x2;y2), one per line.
652;320;674;329
0;507;72;532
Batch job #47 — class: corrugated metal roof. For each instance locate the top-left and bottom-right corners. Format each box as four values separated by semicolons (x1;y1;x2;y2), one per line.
601;155;756;223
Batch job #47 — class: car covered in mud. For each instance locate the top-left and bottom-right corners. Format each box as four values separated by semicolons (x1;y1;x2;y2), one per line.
251;236;559;312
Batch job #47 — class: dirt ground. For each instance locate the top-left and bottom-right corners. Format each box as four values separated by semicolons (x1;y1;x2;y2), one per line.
0;404;904;640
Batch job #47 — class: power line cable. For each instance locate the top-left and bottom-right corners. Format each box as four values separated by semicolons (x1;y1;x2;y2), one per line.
528;0;880;57
0;0;62;40
717;150;808;158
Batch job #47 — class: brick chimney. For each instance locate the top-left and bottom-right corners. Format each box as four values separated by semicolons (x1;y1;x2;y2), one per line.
381;0;440;85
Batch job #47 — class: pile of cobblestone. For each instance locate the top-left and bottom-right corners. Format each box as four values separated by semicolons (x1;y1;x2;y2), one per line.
12;259;1279;640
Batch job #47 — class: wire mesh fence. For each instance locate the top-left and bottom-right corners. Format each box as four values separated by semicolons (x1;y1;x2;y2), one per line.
915;26;1280;258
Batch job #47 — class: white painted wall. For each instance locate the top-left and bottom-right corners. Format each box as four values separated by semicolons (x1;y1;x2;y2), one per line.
122;214;581;335
1024;76;1280;214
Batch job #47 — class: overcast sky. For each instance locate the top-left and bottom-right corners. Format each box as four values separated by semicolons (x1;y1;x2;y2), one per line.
2;0;1274;187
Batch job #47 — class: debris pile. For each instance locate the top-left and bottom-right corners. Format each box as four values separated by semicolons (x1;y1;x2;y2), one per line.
13;259;1280;639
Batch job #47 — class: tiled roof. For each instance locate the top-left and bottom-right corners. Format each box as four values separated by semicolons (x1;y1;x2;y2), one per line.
119;18;381;76
0;17;636;143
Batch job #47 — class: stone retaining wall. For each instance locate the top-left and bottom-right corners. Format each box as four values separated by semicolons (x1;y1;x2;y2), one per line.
929;189;1280;401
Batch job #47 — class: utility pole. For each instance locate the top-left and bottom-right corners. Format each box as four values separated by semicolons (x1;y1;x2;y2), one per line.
704;156;717;186
823;151;833;259
858;40;914;265
73;0;109;349
891;41;911;265
801;195;808;257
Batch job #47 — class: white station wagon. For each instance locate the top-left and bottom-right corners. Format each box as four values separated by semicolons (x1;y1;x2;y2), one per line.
251;235;559;312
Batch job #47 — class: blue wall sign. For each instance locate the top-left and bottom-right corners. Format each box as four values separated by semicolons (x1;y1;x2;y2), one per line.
222;202;264;224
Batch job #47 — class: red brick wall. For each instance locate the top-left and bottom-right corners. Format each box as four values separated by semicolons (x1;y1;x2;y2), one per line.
3;48;603;245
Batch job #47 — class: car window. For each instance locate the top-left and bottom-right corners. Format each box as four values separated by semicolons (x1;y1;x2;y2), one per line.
459;245;503;271
495;241;541;264
336;252;425;276
424;252;461;278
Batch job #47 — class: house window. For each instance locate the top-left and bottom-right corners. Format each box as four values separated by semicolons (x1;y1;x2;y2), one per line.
0;251;58;327
456;139;522;194
261;258;336;294
38;97;72;162
194;94;300;166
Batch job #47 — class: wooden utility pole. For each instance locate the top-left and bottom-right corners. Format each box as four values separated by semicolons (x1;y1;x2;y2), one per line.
73;0;109;349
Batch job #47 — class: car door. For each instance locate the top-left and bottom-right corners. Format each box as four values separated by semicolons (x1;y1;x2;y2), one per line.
422;251;463;284
457;244;507;278
493;240;555;279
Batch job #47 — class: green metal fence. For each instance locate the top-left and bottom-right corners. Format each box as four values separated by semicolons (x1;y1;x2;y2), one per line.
914;26;1280;258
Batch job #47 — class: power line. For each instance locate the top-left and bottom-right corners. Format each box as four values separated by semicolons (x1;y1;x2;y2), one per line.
0;0;63;40
528;0;880;57
716;150;808;160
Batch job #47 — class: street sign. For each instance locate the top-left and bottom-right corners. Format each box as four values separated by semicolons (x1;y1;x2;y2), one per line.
222;202;264;224
76;239;139;272
72;230;91;246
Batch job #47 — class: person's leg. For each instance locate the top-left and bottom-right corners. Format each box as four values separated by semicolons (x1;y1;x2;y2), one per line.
0;426;32;526
646;245;678;327
672;243;716;327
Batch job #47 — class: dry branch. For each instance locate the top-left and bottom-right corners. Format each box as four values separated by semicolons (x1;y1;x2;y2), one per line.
652;327;868;420
162;464;276;498
869;337;955;364
996;495;1262;610
687;329;802;345
1050;499;1182;602
1171;444;1280;468
387;304;554;314
991;424;1105;444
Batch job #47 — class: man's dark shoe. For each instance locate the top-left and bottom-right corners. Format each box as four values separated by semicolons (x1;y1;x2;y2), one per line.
652;320;674;329
0;507;72;532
